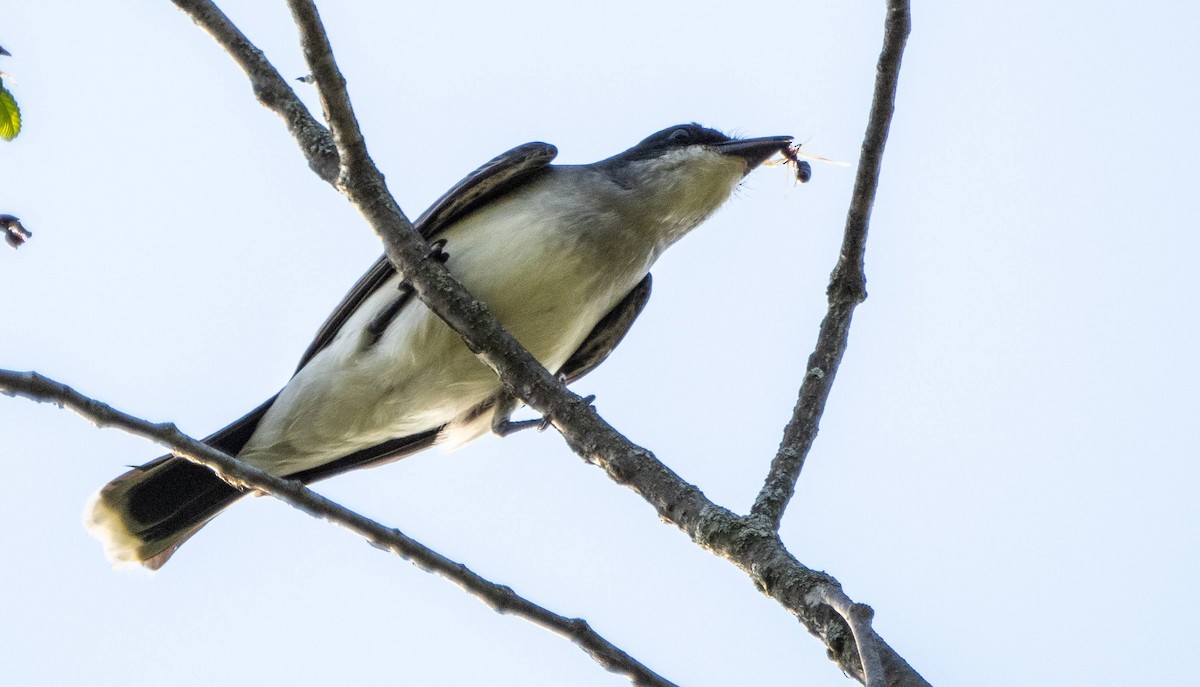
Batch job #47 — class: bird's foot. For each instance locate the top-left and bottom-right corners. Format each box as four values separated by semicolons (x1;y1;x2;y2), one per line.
492;418;542;437
428;238;450;263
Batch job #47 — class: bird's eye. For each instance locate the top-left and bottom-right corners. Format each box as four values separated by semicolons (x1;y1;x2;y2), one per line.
668;128;692;144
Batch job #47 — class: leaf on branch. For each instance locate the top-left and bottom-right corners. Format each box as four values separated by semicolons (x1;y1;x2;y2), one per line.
0;85;21;141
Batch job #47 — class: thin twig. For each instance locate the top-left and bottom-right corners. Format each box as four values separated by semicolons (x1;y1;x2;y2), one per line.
171;0;339;183
0;369;678;687
816;586;885;687
750;0;912;529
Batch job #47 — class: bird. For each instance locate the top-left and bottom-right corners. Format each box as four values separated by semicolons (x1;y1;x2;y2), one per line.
86;123;794;569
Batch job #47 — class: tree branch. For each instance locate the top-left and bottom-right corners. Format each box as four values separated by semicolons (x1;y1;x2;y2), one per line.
171;0;339;183
0;369;678;687
818;586;885;687
751;0;912;529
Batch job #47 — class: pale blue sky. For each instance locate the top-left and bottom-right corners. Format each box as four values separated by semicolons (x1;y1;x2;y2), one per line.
2;2;1198;686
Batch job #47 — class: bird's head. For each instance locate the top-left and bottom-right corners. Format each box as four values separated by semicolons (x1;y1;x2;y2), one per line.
597;124;793;248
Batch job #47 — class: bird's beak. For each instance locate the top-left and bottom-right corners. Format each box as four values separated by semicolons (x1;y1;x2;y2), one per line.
713;136;793;174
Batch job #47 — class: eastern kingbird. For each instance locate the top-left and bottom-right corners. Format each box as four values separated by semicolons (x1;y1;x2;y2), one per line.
87;124;794;568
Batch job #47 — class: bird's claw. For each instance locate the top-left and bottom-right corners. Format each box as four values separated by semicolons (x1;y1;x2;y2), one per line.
493;418;541;437
428;238;450;264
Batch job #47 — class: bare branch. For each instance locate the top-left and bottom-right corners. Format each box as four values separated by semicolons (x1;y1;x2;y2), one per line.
0;369;679;687
751;0;912;528
171;0;339;183
817;586;885;687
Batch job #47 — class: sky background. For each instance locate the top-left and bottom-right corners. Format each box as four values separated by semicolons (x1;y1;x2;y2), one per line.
3;2;1199;686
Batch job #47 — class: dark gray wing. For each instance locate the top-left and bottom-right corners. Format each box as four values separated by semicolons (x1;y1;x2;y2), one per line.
294;142;558;372
557;274;653;383
287;428;441;482
415;142;558;244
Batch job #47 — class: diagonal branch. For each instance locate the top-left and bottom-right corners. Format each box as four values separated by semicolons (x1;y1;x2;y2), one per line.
751;0;912;529
0;369;679;687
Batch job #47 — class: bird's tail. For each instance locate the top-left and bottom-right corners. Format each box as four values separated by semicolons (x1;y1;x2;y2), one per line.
85;397;277;570
85;456;244;570
84;396;442;569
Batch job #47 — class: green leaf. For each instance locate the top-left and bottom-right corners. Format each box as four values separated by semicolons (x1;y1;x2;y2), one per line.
0;86;21;141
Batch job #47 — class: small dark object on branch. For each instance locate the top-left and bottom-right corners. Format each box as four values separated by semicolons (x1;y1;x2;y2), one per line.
0;45;10;57
296;74;315;84
1;214;30;248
